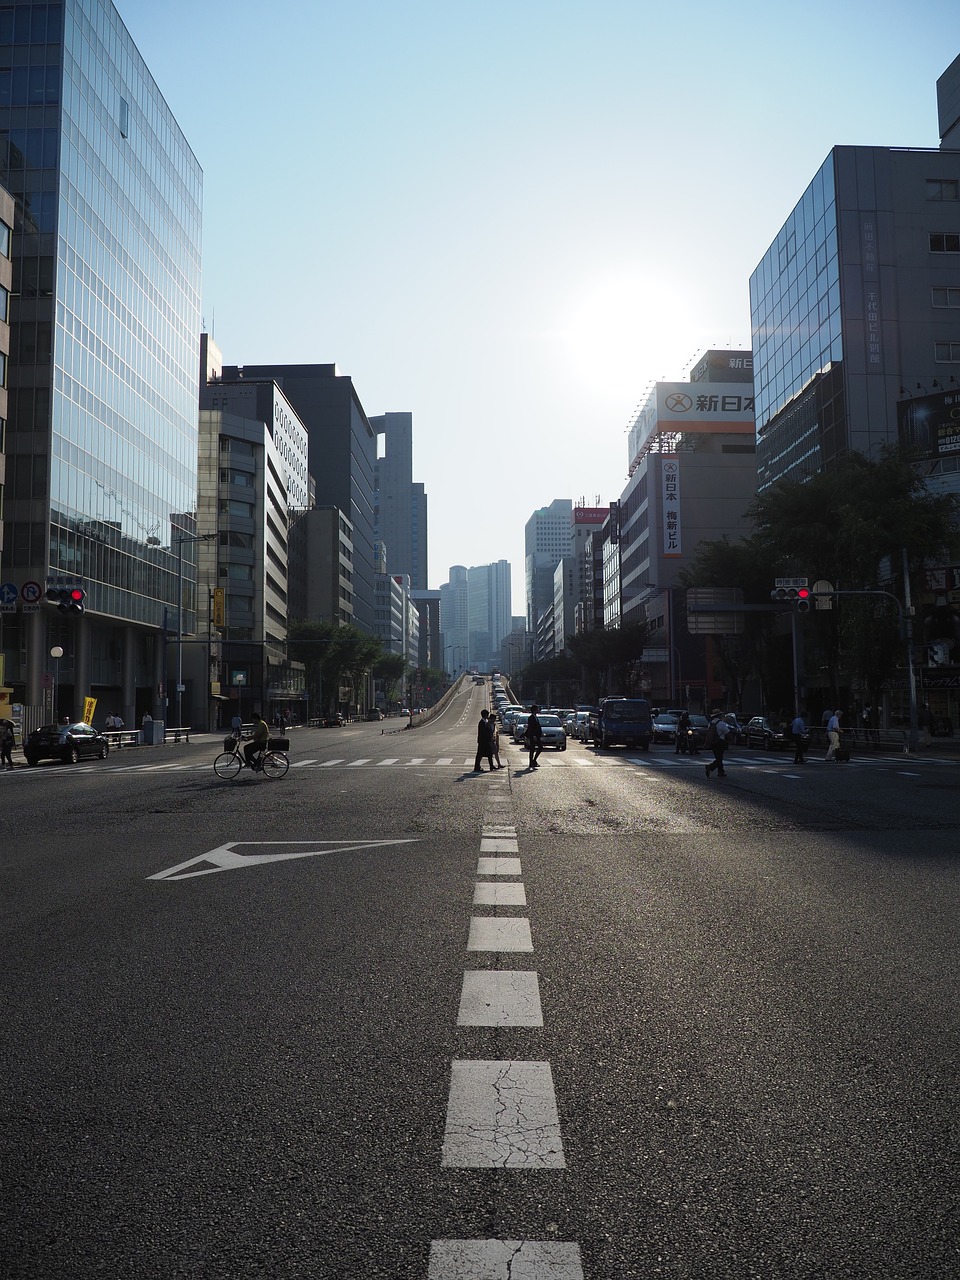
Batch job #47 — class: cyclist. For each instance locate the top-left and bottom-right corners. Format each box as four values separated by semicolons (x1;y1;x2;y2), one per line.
243;711;270;769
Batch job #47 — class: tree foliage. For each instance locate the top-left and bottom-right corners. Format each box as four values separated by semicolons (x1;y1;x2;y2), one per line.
682;445;960;711
565;620;652;702
287;620;383;712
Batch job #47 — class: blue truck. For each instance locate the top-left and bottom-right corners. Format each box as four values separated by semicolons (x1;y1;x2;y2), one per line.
591;696;653;751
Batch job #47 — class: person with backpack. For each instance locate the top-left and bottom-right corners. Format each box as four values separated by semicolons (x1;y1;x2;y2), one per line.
704;710;730;778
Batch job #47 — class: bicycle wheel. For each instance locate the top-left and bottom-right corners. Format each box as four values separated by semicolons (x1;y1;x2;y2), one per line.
261;750;289;778
214;751;242;780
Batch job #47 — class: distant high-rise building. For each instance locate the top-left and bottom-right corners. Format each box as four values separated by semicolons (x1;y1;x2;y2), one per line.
439;565;469;674
438;560;511;673
467;560;512;671
371;412;428;590
525;499;573;634
0;0;202;723
219;362;378;633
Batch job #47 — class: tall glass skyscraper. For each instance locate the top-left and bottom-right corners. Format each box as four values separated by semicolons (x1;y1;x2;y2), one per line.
0;1;202;720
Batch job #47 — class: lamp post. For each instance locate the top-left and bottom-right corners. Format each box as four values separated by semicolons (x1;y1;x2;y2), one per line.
50;645;63;722
173;531;216;732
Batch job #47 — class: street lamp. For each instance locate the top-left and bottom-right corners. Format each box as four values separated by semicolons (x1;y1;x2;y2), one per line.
173;531;216;731
50;645;63;722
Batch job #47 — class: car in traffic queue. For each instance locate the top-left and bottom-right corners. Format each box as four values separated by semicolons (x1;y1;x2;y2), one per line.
575;709;597;742
24;721;110;766
591;696;653;751
652;710;681;744
536;714;567;751
723;712;746;744
743;715;791;751
511;713;531;742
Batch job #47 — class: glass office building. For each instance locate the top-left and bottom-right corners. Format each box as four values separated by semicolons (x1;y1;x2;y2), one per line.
0;1;202;720
751;144;960;492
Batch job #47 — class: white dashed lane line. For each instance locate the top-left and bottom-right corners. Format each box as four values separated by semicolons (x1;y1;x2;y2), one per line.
428;776;583;1276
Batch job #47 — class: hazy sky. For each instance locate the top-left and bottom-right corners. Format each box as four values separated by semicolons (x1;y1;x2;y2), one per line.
119;0;956;615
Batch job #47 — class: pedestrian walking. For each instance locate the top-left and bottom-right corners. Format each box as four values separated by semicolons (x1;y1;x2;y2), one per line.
490;713;502;770
675;710;691;755
0;719;14;770
473;709;495;772
525;704;544;769
824;709;842;761
791;711;808;764
704;710;730;778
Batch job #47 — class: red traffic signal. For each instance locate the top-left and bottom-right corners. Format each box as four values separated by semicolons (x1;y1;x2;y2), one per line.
796;587;811;612
47;586;85;613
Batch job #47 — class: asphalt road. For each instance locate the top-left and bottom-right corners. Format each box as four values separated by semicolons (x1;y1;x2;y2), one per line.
3;684;960;1278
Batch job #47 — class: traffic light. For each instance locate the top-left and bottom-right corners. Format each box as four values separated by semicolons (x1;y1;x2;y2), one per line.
45;586;85;613
770;586;811;611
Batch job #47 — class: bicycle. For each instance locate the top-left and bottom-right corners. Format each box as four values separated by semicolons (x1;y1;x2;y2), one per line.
214;736;289;780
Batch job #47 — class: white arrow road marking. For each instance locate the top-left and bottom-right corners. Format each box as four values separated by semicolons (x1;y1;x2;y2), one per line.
148;839;418;881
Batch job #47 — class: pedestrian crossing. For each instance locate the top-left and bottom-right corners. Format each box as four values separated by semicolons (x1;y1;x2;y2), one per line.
6;750;945;779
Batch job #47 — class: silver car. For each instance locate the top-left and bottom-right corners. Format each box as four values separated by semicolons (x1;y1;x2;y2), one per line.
537;713;567;751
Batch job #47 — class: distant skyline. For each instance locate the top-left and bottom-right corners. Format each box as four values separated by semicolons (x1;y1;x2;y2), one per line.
118;0;957;615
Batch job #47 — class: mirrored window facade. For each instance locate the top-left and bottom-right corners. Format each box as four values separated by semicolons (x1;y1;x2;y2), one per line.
0;0;202;628
750;156;843;489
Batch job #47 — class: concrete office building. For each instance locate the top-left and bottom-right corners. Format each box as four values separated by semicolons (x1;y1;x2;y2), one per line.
293;506;354;627
751;56;960;490
0;0;202;725
412;588;440;672
194;407;298;728
620;353;757;705
220;361;378;634
371;411;427;591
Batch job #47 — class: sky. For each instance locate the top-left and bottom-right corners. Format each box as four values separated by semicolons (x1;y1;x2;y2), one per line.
118;0;957;616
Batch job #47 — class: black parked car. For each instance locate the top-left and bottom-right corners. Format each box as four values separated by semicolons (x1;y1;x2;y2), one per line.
743;716;791;751
24;721;110;766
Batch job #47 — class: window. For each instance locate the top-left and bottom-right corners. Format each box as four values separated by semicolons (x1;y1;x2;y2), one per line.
930;234;960;253
933;287;960;308
935;341;960;363
927;179;960;201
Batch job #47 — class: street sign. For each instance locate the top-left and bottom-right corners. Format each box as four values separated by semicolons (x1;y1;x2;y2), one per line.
20;580;42;604
685;587;745;635
812;578;834;610
0;582;17;606
774;576;809;588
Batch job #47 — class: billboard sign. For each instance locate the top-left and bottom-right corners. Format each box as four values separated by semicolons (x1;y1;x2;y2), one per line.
897;389;960;461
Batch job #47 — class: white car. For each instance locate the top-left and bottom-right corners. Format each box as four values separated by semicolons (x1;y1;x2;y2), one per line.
537;714;567;750
511;713;531;742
